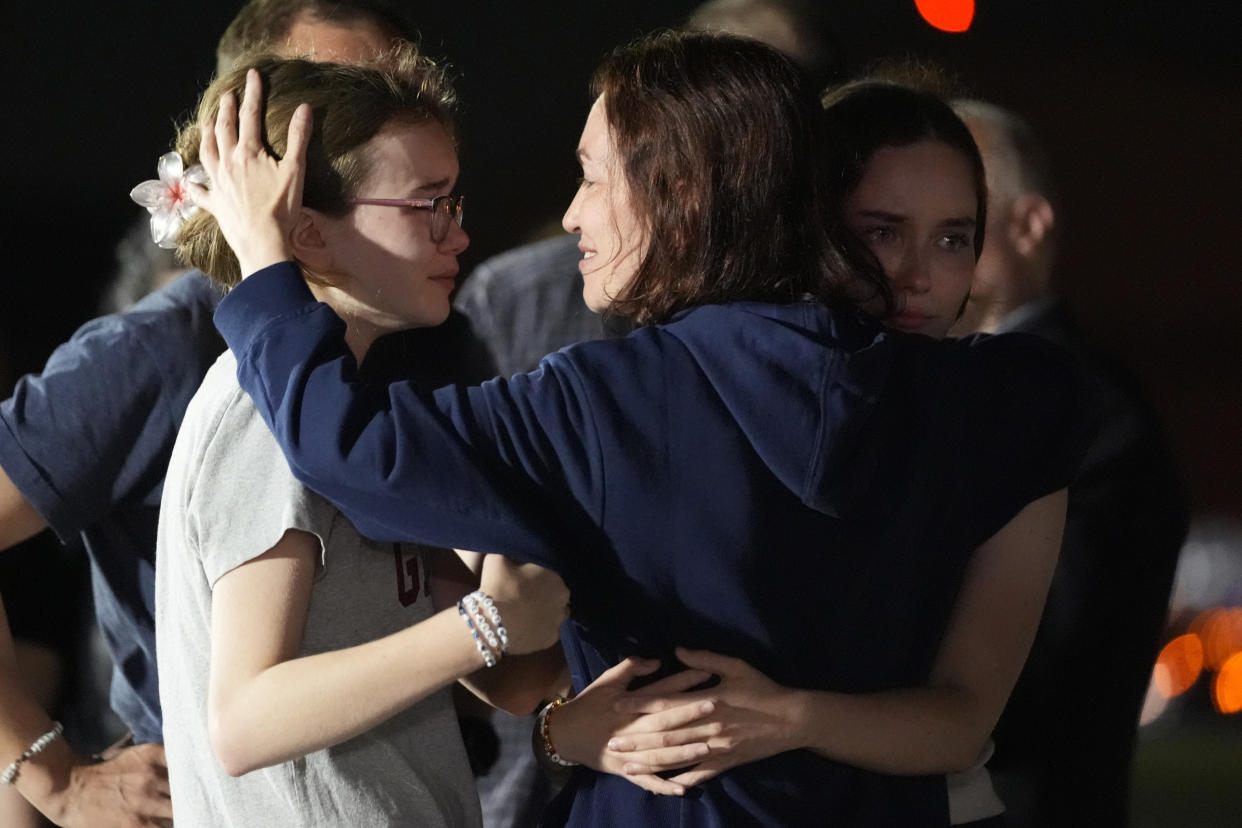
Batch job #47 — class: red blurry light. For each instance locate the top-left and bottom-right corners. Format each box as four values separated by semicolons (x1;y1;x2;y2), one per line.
914;0;976;33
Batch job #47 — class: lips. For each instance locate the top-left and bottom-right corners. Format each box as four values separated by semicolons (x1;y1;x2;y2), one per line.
428;267;458;288
887;311;935;333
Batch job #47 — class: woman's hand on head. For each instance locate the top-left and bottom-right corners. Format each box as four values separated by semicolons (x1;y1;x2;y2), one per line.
549;657;717;796
478;556;569;655
186;68;312;278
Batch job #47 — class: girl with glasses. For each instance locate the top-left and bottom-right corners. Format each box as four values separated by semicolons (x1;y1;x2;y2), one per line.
153;46;570;827
193;32;1089;826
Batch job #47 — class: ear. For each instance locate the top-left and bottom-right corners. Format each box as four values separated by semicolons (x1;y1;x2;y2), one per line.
288;209;333;272
1007;194;1055;259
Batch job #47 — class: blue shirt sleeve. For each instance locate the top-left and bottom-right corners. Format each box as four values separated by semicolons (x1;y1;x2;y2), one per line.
0;273;224;542
215;262;598;572
1;316;178;540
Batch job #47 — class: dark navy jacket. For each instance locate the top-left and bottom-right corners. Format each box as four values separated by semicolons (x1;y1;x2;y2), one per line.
216;262;1089;826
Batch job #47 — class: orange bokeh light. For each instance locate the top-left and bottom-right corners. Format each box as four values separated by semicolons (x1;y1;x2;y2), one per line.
1191;607;1242;670
1212;651;1242;714
914;0;976;33
1153;633;1204;698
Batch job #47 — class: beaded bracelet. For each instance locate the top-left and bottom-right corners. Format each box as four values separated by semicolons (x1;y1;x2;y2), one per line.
461;590;510;656
536;697;580;768
1;721;65;785
458;603;498;668
476;592;510;653
462;594;501;654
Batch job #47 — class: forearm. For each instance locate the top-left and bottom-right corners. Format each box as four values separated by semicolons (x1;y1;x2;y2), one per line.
798;492;1068;777
216;265;567;564
0;595;82;819
212;605;483;775
460;644;569;716
791;684;989;775
0;465;47;551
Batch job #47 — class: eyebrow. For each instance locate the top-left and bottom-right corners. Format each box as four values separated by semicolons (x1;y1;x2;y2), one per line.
411;177;452;195
854;209;906;222
853;209;977;228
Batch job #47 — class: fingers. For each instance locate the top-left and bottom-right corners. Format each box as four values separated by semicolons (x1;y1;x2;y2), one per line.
214;89;239;161
622;772;687;797
589;656;661;689
617;741;710;775
237;69;265;153
611;717;724;754
613;698;717;741
674;646;747;677
199;110;220;171
283;103;313;210
615;689;712;715
667;758;728;788
627;667;714;696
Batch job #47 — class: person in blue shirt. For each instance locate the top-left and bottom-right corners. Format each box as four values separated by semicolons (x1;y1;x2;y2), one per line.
194;31;1090;826
552;78;1029;827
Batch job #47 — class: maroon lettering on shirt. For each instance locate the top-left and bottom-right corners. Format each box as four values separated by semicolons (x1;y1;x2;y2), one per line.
394;543;420;607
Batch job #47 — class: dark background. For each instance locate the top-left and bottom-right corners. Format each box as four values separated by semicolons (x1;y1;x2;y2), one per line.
3;0;1239;519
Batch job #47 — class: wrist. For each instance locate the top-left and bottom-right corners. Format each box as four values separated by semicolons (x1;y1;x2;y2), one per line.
11;737;84;820
534;697;580;770
784;688;818;751
237;242;293;280
457;589;509;668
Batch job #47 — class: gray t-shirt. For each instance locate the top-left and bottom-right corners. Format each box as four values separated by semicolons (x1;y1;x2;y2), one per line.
155;352;481;827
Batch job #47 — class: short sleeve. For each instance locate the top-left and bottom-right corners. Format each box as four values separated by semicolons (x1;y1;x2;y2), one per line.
961;331;1095;539
0;273;223;542
184;385;336;586
0;317;173;540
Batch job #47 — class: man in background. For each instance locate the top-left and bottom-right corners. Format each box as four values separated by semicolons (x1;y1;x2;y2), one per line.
949;99;1189;827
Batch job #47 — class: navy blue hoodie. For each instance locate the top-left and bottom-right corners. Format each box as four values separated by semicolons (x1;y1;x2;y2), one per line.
216;262;1089;826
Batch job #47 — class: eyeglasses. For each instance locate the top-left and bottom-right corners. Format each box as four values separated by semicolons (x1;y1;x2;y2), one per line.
349;195;465;243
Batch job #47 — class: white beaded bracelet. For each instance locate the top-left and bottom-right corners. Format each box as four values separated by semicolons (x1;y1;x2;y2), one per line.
458;603;497;668
476;591;510;653
462;594;501;653
461;589;509;655
1;721;65;785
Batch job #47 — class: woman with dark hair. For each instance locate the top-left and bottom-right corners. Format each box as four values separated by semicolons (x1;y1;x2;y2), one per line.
825;78;987;338
562;79;1024;827
192;31;1087;826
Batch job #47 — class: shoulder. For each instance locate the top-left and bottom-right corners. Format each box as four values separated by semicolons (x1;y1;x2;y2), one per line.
952;330;1094;491
177;354;331;532
55;271;223;376
955;330;1085;412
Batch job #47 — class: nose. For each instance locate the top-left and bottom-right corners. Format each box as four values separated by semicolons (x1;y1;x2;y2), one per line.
439;221;469;256
562;188;582;234
891;250;931;294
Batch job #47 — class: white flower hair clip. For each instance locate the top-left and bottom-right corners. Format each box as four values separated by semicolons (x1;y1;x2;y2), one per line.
129;152;208;249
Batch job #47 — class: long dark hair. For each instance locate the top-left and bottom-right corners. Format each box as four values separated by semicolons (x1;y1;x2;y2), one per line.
591;30;890;325
821;79;988;259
